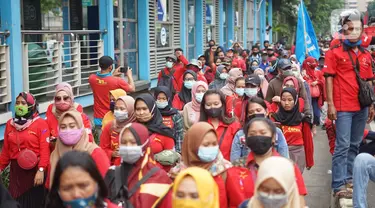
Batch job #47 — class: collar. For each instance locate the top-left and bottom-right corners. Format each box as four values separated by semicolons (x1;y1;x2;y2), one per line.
96;72;112;78
246;149;279;166
343;42;365;53
207;118;229;128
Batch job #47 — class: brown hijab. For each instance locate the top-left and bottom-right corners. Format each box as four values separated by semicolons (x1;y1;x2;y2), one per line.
181;122;217;170
112;96;136;132
49;110;98;188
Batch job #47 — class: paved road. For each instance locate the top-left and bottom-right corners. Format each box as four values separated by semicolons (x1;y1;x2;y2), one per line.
305;127;375;208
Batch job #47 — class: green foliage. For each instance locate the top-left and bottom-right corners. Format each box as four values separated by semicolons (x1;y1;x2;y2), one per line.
40;0;62;15
368;1;375;19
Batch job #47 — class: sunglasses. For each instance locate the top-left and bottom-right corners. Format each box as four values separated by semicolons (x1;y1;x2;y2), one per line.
55;96;70;102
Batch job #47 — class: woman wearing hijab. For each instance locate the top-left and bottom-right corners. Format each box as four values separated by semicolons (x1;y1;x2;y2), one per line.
0;92;50;207
220;68;243;97
100;96;136;166
302;56;325;135
134;94;175;155
225;117;306;207
102;89;127;128
271;88;314;172
208;65;229;90
253;68;269;97
225;77;246;119
155;86;184;153
169;122;232;208
247;157;301;208
105;123;172;207
45;82;93;151
183;81;208;131
199;90;242;161
47;110;110;189
172;167;219;208
172;70;197;111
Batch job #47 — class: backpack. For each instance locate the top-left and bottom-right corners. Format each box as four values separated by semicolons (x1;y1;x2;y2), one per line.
105;166;160;208
158;69;176;96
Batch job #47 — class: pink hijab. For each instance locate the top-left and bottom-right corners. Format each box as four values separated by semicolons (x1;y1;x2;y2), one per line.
184;81;208;126
221;68;243;96
253;68;269;97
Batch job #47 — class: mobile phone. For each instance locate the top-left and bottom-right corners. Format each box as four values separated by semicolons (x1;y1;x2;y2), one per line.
120;65;128;73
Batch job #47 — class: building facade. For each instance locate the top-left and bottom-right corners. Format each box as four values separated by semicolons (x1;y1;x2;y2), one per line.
0;0;273;139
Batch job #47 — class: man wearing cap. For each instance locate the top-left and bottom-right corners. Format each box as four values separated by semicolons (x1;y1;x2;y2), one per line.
245;74;263;98
157;49;188;93
267;46;277;62
182;59;207;85
89;55;135;133
323;11;375;199
266;58;312;119
249;45;261;64
259;51;270;71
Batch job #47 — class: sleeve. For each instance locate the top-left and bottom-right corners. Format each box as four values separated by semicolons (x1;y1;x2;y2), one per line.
299;81;313;120
322;50;337;76
230;130;244;162
275;128;289;158
82;113;94;142
302;122;314;168
178;54;189;65
0;123;11;171
117;79;132;92
172;114;184;153
265;82;275;102
91;148;110;177
226;96;234;118
99;123;113;161
172;94;182;110
182;105;190;133
158;70;162;81
38;120;51;168
294;165;308;195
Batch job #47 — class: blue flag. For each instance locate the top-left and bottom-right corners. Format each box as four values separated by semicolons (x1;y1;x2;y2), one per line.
295;0;320;64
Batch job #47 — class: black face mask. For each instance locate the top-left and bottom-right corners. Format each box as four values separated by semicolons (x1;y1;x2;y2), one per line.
268;53;274;57
246;113;266;123
205;107;222;118
246;135;273;155
110;101;115;112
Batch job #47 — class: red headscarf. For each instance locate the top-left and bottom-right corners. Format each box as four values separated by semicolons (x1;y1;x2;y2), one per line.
302;56;318;80
282;76;300;94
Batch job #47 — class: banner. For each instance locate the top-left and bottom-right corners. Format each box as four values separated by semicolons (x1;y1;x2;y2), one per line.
295;0;320;64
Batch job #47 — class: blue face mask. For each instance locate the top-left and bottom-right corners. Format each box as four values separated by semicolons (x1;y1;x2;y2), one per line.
156;101;169;109
198;145;219;162
195;93;204;103
184;81;195;89
344;39;362;48
235;88;245;96
245;88;258;97
62;191;97;208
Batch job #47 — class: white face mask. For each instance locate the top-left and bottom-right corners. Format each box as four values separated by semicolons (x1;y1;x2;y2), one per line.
119;140;149;164
195;92;204;103
257;192;288;208
114;110;128;122
245;88;258;97
166;61;173;69
219;73;229;80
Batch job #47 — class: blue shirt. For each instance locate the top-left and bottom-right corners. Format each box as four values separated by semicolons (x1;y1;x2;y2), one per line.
259;61;270;71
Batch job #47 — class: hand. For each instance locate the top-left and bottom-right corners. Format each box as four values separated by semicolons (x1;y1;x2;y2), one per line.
112;66;122;77
34;171;44;186
126;67;133;78
272;96;281;103
112;149;119;157
311;81;318;86
367;105;375;124
327;104;337;120
175;51;182;57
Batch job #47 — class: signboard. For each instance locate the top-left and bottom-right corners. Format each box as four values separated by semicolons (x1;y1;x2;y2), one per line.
70;0;83;30
23;0;42;30
160;27;167;46
82;0;92;7
157;0;168;21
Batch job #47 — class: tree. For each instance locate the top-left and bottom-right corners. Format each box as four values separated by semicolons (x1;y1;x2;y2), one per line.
40;0;63;15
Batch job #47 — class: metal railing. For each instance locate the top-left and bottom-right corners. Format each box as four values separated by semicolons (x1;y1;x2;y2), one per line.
21;30;104;113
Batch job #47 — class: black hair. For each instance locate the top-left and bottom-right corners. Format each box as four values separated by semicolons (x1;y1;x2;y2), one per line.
174;48;183;53
199;89;235;124
235;77;246;86
45;151;108;208
214;56;221;63
244;96;268;123
244;117;277;138
252;45;260;50
264;40;269;44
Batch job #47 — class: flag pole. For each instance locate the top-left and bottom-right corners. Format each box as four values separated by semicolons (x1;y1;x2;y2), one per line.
301;0;308;56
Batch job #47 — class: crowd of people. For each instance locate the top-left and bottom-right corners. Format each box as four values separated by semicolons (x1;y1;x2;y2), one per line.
1;10;375;208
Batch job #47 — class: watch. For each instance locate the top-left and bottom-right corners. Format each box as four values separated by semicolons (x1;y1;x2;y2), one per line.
38;167;44;172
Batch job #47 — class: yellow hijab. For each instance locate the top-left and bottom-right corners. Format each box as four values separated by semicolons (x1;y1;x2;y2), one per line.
248;157;300;208
172;167;219;208
102;89;127;128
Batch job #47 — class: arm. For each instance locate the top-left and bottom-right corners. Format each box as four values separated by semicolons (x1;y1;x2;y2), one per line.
172;114;184;153
298;80;312;120
82;113;94;142
177;54;189;66
322;50;337;121
38;121;51;169
0;124;10;171
99;124;114;160
125;69;135;92
275;128;289;158
208;50;215;69
265;82;275;102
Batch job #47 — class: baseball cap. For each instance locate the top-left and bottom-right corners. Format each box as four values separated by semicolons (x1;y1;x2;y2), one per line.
245;74;261;86
166;55;177;63
277;58;292;70
99;56;113;69
227;48;234;52
267;46;274;50
187;59;201;68
198;54;205;59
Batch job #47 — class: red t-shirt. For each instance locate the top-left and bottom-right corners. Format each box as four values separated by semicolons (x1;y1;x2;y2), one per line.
162;116;174;129
99;121;121;166
226;150;307;207
157;55;189;92
226;94;245;119
323;46;374;111
281;124;304;146
172;94;186;111
149;133;175;154
88;74;132;119
0;118;50;170
207;119;241;161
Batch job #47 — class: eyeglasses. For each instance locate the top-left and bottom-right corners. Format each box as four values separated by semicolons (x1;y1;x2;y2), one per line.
184;78;195;81
55;96;70;102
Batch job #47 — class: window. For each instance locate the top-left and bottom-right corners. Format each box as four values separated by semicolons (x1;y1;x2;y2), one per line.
187;0;195;60
234;0;243;44
114;0;138;78
223;0;227;48
156;0;172;48
205;0;215;44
